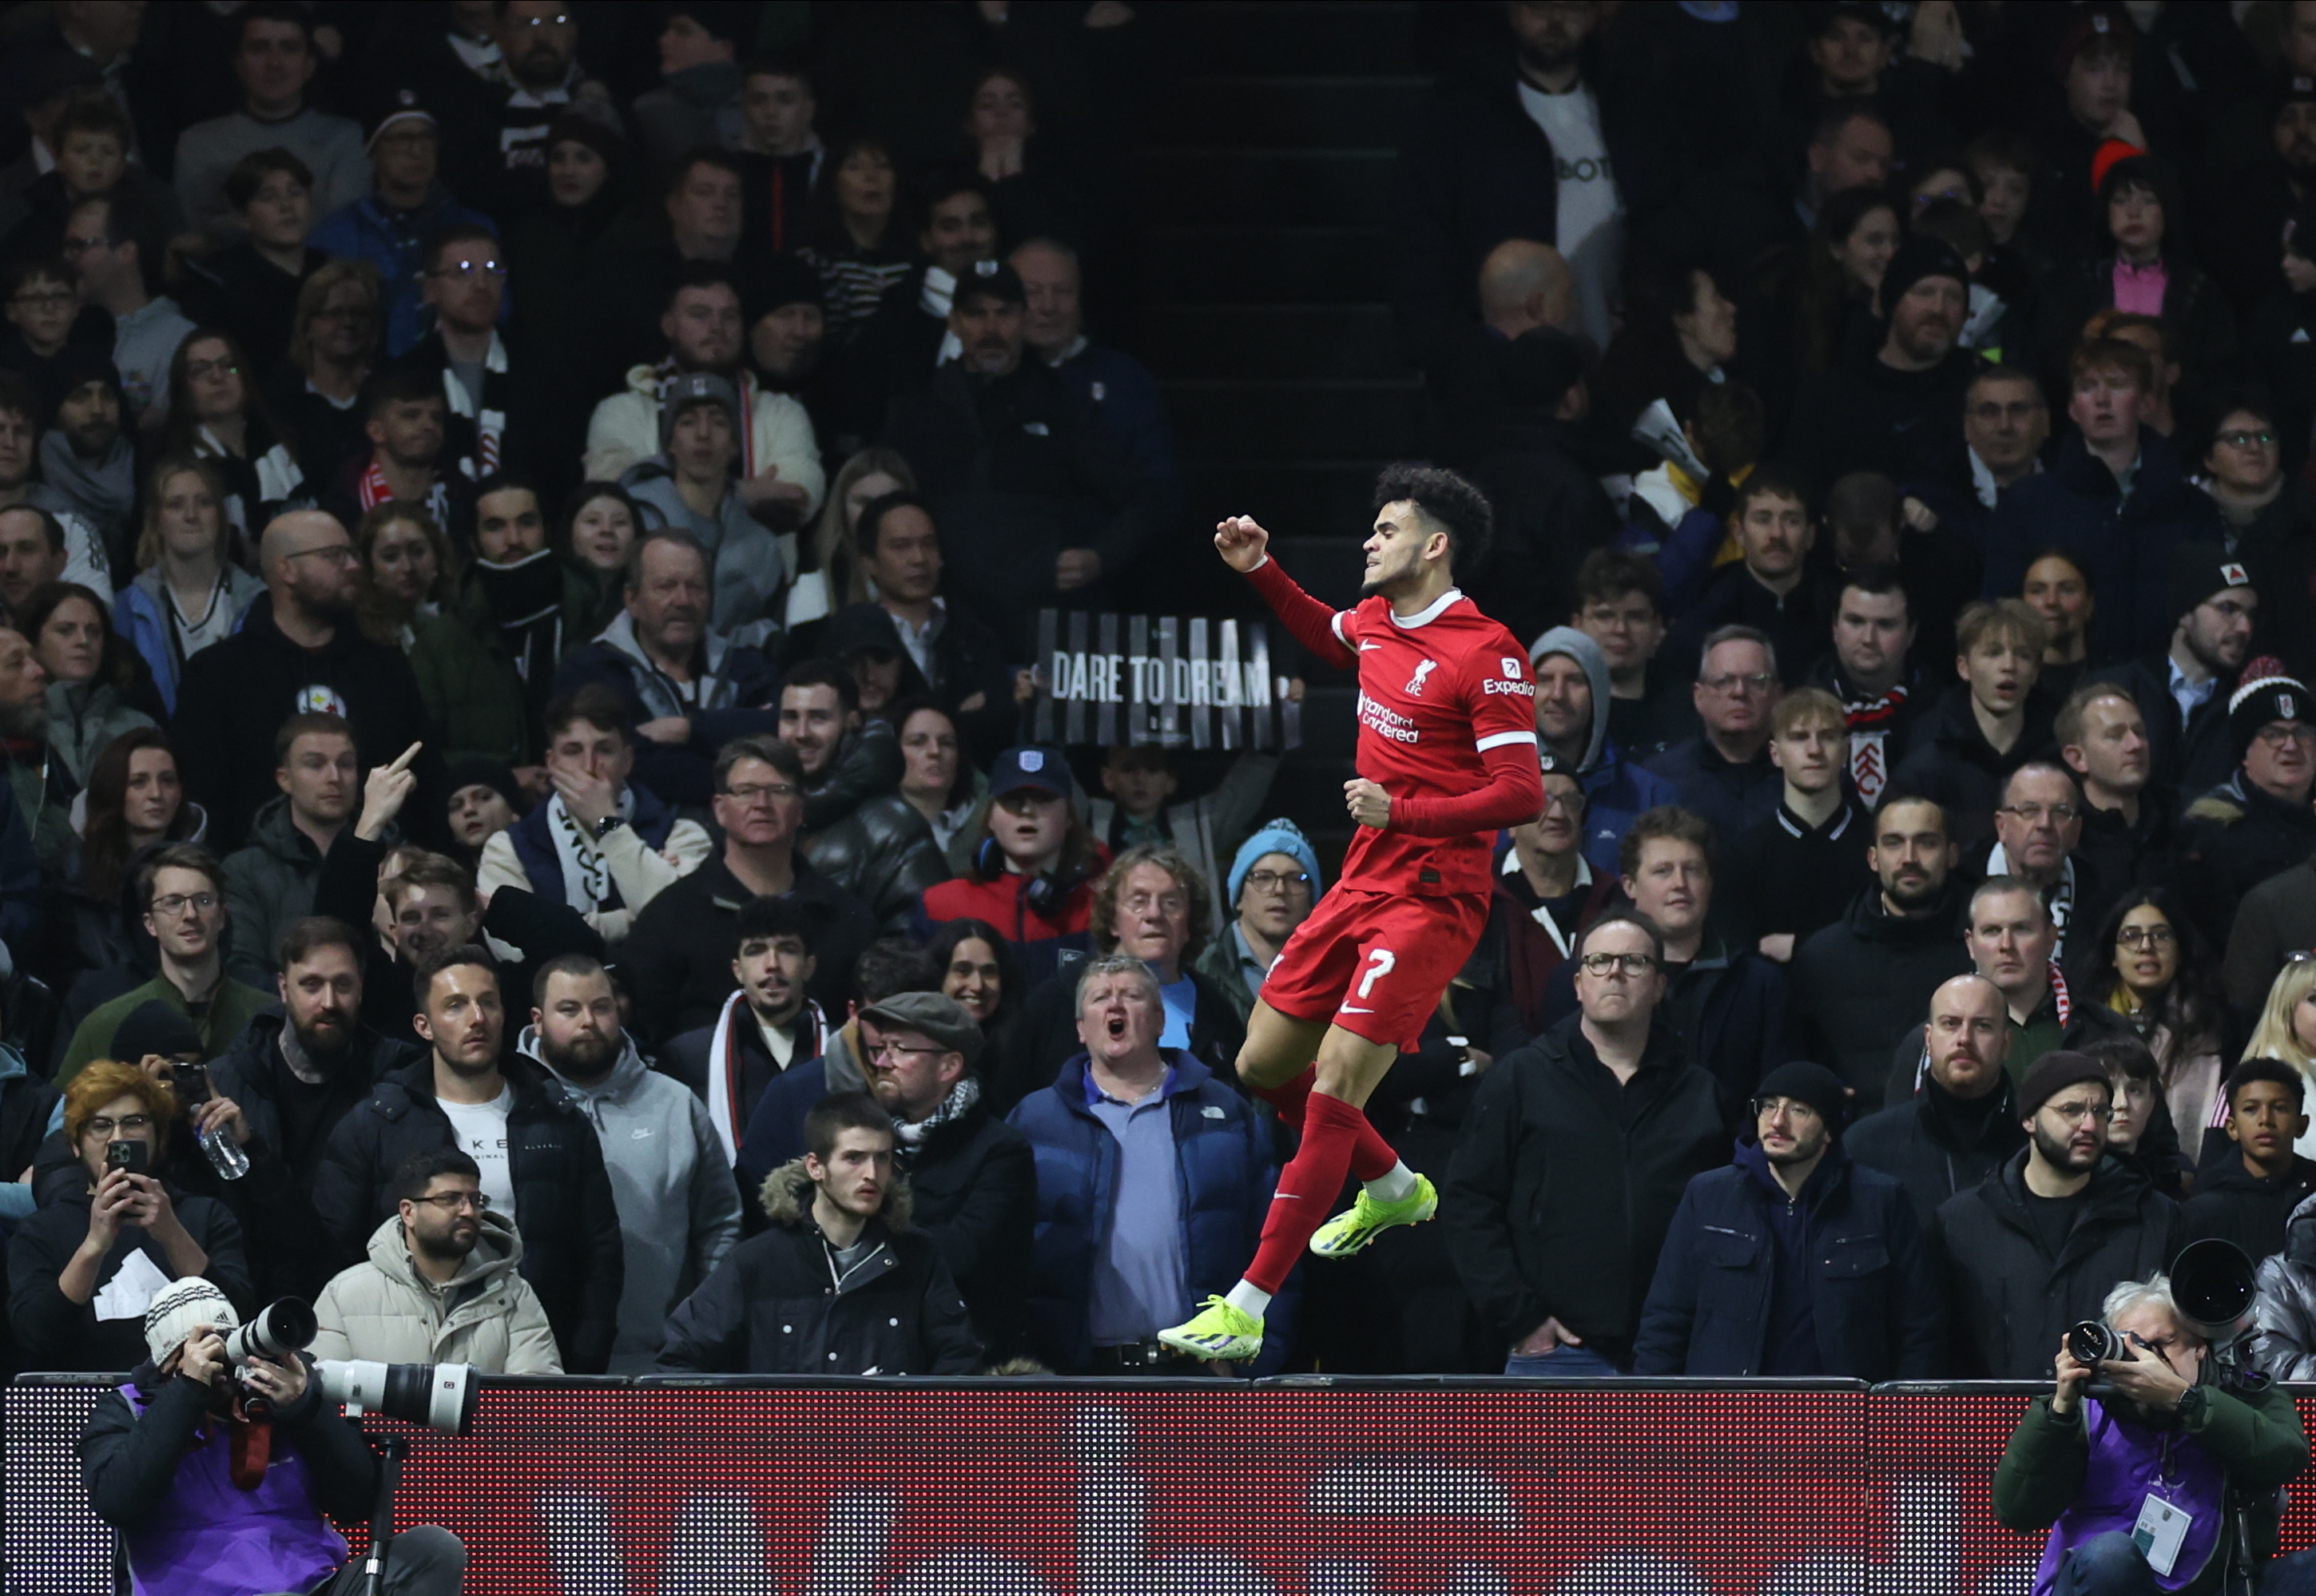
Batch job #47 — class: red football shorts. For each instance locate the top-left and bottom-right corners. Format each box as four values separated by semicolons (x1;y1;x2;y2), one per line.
1257;886;1488;1052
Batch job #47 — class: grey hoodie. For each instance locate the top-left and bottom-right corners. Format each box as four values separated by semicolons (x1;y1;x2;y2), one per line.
1527;624;1611;773
523;1026;743;1372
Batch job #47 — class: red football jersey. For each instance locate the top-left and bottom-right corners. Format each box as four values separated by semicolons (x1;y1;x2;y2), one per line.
1331;587;1539;897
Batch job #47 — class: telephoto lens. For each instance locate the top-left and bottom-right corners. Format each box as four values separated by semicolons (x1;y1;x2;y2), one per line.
315;1360;479;1435
222;1298;317;1365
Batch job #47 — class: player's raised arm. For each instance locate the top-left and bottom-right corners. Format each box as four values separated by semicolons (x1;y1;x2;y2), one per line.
1219;514;1356;668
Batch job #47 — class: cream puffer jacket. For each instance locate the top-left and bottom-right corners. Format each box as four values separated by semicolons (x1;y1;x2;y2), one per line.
309;1209;564;1374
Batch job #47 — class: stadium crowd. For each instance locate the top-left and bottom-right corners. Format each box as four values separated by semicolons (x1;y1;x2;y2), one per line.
18;0;2316;1404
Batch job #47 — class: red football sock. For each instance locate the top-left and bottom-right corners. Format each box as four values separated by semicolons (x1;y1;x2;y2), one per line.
1250;1069;1400;1184
1244;1090;1371;1294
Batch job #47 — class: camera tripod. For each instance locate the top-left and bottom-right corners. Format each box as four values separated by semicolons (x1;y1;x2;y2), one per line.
356;1435;407;1596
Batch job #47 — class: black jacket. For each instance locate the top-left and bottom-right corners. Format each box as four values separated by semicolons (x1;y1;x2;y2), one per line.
1790;883;1975;1110
2094;654;2235;798
8;1185;252;1372
2180;771;2316;950
820;601;1018;766
1847;1074;2028;1222
800;793;953;935
1891;682;2061;857
1717;798;1877;949
994;956;1247;1114
1784;346;1980;497
656;1160;981;1374
206;1012;423;1301
1468;412;1621;650
309;1057;625;1373
1933;1148;2184;1378
172;595;443;851
1442;1016;1724;1359
1668;560;1837;689
2073;784;2183;903
622;854;876;1046
2182;1154;2316;1264
1633;1142;1945;1379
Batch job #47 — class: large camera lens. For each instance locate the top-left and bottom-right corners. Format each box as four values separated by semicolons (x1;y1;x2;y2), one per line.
316;1360;479;1435
2067;1320;2121;1368
223;1298;317;1364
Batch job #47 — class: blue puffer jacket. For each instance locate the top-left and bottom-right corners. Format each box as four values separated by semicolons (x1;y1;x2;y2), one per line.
1007;1051;1293;1373
1579;740;1681;876
1631;1141;1945;1380
114;568;261;717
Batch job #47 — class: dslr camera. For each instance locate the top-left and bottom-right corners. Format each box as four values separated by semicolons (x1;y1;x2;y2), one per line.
219;1298;479;1434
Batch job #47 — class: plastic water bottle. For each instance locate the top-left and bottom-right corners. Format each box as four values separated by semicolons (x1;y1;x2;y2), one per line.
199;1123;250;1181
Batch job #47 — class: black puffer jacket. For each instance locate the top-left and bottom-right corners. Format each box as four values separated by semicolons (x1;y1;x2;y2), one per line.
656;1159;981;1374
1790;883;1974;1111
1933;1148;2183;1378
799;793;952;935
1846;1074;2027;1222
308;1058;624;1372
1442;1015;1725;1361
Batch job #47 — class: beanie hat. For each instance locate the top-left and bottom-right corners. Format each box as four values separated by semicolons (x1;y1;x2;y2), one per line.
2053;6;2136;79
2089;137;2146;197
445;755;526;817
144;1276;237;1367
2019;1050;2111;1118
1227;818;1323;907
364;87;437;149
2230;669;2312;760
543;108;627;170
113;999;203;1066
750;252;826;320
1877;234;1970;316
1753;1060;1850;1135
2171;542;2254;623
664;1;749;45
1499;325;1589;412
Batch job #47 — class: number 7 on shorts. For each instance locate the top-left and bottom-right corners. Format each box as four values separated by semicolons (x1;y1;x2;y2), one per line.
1356;947;1396;1000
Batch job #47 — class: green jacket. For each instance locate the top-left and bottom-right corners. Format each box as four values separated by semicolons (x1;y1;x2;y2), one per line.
1193;925;1262;1029
57;971;276;1084
408;558;598;768
6;745;75;874
1993;1380;2308;1592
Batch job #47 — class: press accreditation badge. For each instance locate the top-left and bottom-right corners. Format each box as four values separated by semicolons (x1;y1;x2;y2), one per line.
2132;1495;2192;1576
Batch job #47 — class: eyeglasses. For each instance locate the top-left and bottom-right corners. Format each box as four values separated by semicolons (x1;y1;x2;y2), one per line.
1241;869;1311;893
84;1114;152;1137
1701;672;1775;696
1996;802;2080;825
865;1038;949;1062
2217;430;2278;448
185;358;240;382
1122;891;1188;915
60;234;113;256
429;259;505;282
411;1190;490;1213
721;781;799;804
2255;723;2316;748
2116;924;2177;948
1539;788;1585;814
1579;951;1657;979
150;891;219;918
10;289;74;311
507;10;573;25
1750;1096;1822;1122
2044;1100;2114;1125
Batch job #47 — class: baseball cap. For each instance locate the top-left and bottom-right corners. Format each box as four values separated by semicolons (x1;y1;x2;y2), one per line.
989;746;1071;800
658;371;740;447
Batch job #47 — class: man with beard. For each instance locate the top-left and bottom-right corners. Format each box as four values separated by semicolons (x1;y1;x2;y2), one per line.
311;1147;562;1373
1850;974;2027;1219
174;510;439;849
778;662;948;932
661;895;830;1162
312;944;624;1372
390;226;527;487
35;348;134;558
2183;673;2316;947
475;0;607;218
0;377;108;598
211;917;424;1300
64;193;193;431
2093;546;2257;796
1807;568;1933;806
1635;1060;1941;1378
1936;1051;2183;1377
1786;236;1980;492
1993;1270;2306;1593
1791;792;1972;1108
522;955;738;1374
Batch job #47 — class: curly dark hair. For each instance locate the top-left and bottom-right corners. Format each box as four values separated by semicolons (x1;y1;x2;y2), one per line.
1372;463;1492;574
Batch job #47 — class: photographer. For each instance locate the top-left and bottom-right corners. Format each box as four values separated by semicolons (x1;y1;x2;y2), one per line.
80;1276;467;1595
8;1061;251;1372
1992;1273;2307;1595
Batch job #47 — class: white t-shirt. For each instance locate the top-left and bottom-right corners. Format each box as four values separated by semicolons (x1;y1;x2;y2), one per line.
438;1088;516;1221
1517;78;1623;351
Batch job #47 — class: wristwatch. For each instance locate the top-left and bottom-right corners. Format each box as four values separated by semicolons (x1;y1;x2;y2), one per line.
593;815;627;841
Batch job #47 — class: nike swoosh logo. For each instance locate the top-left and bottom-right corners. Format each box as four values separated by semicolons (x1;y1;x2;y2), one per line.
1359;641;1381;651
1340;1005;1373;1014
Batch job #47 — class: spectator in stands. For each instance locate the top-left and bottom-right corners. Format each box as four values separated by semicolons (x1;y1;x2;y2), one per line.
503;113;632;387
1456;755;1615;1058
1647;627;1783;844
172;4;369;241
62;729;192;973
998;844;1247;1111
2048;156;2237;390
0;379;109;598
178;149;326;379
919;747;1103;987
0;614;71;873
884;262;1162;642
745;256;833;446
929;917;1022;1057
82;1274;467;1593
329;368;467;538
1793;792;1972;1106
474;6;608;217
1446;911;1725;1376
1470;328;1618;646
271;261;382;498
312;943;623;1372
559;483;642;598
1589;262;1737;458
2183;1061;2316;1263
781;664;950;931
584;265;824;519
2058;683;2175;901
2022;551;2096;705
392;226;520;485
162;332;310;551
408;475;598;769
1014;237;1178;487
8;1059;251;1372
1807;567;1931;804
731;55;820;257
661;895;832;1161
34;354;133;574
585;149;747;384
2202;395;2316;664
174;509;436;851
2083;888;2229;1165
1670;470;1832;687
657;1090;981;1375
1007;955;1283;1375
634;5;745;173
1823;474;1980;683
521;954;738;1372
620;372;789;637
1937;1050;2184;1378
1571;550;1690;764
310;1147;562;1374
10;94;180;264
59;846;272;1082
479;687;709;947
1986;338;2223;661
798;136;911;352
1195;821;1323;1030
1946;366;2049;532
116;458;264;719
443;758;520;869
1527;625;1678;876
2084;1031;2185;1201
1850;973;2024;1219
22;580;154;787
2182;673;2316;948
1788;235;1976;490
624;736;876;1041
1988;761;2107;964
1636;1060;1941;1378
1943;878;2130;1107
1893;598;2054;856
840;173;1000;443
1086;740;1278;939
64;196;190;433
1719;688;1875;960
2097;545;2256;797
309;97;493;360
221;713;360;989
834;493;1018;761
351;501;453;653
